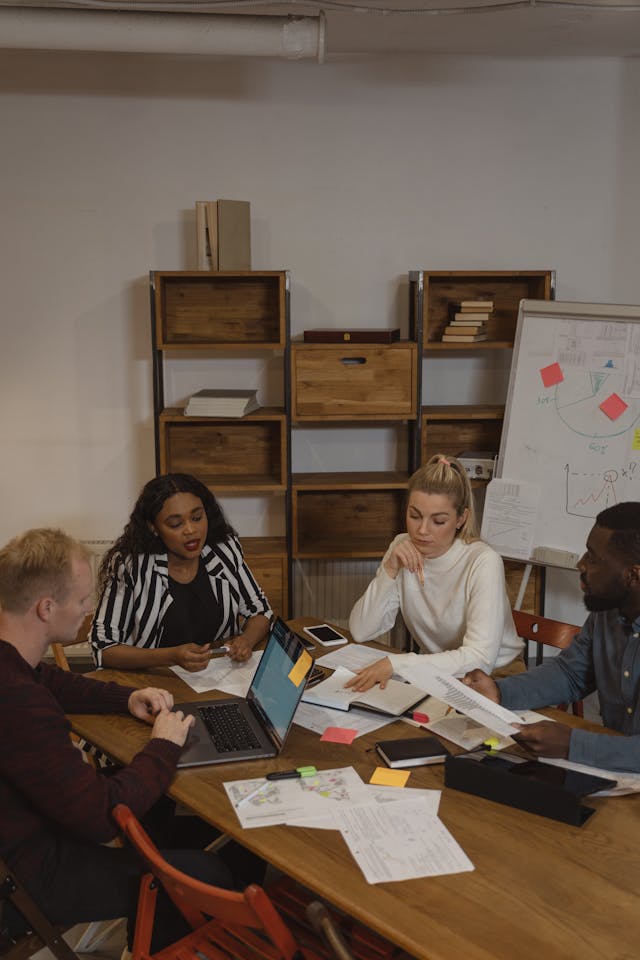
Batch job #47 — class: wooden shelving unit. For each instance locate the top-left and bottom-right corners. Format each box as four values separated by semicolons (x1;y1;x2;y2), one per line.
150;270;291;616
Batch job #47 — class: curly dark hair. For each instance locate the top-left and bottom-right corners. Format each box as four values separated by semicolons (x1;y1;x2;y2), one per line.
596;501;640;567
98;473;236;590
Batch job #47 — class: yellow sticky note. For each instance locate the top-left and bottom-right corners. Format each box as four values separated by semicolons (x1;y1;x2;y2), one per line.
369;767;410;788
288;649;312;687
633;429;640;451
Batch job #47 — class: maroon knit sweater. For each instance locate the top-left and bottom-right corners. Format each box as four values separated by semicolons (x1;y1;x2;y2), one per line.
0;639;181;882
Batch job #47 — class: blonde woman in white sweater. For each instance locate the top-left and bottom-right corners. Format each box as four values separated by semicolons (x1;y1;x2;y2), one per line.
346;454;522;693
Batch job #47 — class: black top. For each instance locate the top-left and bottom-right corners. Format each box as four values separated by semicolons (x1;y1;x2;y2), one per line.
161;561;223;648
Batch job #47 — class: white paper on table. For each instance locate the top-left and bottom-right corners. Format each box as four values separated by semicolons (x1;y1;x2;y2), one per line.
171;651;262;696
480;478;540;561
225;767;370;830
412;669;524;737
285;784;441;830
539;757;640;797
316;644;390;673
425;709;550;750
293;700;396;738
334;798;474;884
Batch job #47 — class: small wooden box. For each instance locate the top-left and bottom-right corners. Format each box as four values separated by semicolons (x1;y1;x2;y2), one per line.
159;409;287;492
291;343;417;420
242;536;288;617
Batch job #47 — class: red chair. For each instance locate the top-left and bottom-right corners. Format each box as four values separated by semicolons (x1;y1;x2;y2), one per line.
512;610;584;717
112;804;355;960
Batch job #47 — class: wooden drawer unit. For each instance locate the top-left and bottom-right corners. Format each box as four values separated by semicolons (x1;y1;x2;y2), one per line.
291;342;417;420
153;271;287;348
158;408;287;492
242;537;288;616
422;405;504;462
291;472;408;558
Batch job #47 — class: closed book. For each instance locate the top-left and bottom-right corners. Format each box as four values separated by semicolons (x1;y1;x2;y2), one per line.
303;328;401;344
184;388;259;417
442;333;488;343
454;312;490;321
375;736;452;768
301;666;426;717
444;325;486;336
460;300;494;310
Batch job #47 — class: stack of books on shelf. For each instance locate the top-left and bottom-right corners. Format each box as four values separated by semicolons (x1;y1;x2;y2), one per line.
184;389;259;418
441;300;494;343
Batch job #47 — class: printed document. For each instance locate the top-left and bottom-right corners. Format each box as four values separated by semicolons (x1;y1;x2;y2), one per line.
293;700;396;738
413;669;524;737
171;651;262;696
481;478;539;560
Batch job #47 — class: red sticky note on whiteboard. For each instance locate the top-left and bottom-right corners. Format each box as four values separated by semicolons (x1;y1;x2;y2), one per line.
320;727;358;745
540;362;564;388
599;393;628;421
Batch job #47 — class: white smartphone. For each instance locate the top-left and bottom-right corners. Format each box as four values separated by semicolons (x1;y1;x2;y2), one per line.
303;623;349;647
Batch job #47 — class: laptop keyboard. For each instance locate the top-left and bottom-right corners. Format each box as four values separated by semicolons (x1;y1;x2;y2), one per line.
199;703;262;753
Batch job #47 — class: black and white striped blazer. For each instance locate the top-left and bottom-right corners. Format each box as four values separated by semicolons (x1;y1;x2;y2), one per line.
90;537;272;667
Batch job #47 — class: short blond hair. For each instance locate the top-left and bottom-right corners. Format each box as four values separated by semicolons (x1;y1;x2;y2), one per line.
0;528;89;614
407;454;478;541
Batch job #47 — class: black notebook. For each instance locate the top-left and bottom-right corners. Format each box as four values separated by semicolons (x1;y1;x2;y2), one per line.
375;735;452;768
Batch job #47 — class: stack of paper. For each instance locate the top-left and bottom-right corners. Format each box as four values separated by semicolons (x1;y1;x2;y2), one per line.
184;389;259;418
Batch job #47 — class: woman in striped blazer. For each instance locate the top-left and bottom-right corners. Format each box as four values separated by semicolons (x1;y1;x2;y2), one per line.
90;473;272;671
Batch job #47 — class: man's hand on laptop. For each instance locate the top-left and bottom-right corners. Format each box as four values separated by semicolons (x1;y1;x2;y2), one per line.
151;707;195;747
128;687;174;723
462;669;501;703
172;643;213;672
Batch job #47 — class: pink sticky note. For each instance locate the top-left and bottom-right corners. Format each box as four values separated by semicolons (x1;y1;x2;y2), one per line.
599;393;628;421
320;726;358;745
540;362;564;388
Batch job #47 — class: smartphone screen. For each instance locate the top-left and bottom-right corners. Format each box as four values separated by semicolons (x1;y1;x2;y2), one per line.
304;624;348;646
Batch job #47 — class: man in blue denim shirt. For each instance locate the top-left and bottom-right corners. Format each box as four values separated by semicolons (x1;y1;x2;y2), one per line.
463;502;640;773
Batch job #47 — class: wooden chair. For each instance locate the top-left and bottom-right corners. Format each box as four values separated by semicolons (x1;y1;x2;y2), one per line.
112;804;360;960
0;857;78;960
512;610;584;717
51;614;94;671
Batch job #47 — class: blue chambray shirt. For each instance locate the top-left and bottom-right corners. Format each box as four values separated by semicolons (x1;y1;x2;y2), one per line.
498;608;640;773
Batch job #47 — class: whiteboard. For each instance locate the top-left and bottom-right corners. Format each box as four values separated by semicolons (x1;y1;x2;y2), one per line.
485;300;640;566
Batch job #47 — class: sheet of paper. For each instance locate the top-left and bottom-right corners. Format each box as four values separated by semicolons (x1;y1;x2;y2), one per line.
334;798;474;884
285;782;441;830
539;757;639;797
293;700;396;738
315;644;390;673
171;651;262;696
425;709;550;750
480;478;540;560
412;669;524;737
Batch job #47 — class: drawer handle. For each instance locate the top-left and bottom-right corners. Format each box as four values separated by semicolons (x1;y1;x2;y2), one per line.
340;357;366;365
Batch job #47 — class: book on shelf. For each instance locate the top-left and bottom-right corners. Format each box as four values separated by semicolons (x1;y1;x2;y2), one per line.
443;325;486;337
375;735;452;768
303;328;401;344
184;388;259;418
301;666;426;717
452;311;491;322
460;300;494;310
441;333;488;343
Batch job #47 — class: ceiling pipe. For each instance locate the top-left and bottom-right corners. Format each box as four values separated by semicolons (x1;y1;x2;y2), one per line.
0;6;326;60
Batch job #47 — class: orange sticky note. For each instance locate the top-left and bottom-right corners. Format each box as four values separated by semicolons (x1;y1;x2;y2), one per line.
320;727;358;745
599;393;628;421
540;362;564;388
369;767;410;787
288;649;312;687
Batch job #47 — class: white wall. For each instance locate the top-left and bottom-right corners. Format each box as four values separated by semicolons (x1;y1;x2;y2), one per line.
1;50;639;618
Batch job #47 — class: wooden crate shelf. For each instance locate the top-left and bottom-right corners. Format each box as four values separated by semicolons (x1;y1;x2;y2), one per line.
419;270;553;349
158;408;287;492
153;271;287;348
421;404;505;462
242;536;288;617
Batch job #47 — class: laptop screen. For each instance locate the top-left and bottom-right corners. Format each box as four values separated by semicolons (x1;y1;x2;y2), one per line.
248;618;311;746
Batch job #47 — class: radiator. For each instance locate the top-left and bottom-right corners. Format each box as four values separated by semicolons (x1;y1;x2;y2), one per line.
292;558;397;649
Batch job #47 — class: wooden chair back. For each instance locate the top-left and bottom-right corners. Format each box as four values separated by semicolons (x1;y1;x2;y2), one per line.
0;857;77;960
112;804;316;960
50;614;94;672
511;610;583;716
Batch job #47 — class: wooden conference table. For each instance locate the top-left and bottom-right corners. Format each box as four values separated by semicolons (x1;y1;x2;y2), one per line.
68;618;640;960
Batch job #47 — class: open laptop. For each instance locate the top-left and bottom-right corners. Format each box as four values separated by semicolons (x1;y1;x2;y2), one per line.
175;617;313;767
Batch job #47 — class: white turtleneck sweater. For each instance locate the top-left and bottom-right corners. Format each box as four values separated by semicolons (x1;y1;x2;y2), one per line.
348;534;522;679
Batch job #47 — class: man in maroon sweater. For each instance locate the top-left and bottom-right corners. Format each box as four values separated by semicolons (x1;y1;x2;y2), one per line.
0;528;231;946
